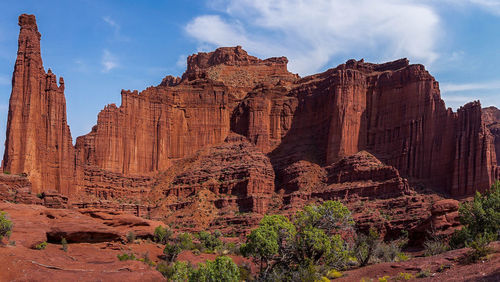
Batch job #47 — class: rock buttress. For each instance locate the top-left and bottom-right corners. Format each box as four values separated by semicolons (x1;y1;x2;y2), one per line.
3;14;75;195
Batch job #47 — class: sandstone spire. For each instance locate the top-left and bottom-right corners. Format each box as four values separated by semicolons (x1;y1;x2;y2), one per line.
3;14;75;194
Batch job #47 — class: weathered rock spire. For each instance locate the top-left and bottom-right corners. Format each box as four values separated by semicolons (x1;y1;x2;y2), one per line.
3;14;75;194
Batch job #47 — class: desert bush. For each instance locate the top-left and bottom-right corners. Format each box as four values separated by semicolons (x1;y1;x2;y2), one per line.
34;241;47;250
157;261;191;280
242;201;353;279
375;241;401;262
238;262;252;281
423;239;448;256
326;269;343;279
154;225;172;244
465;232;496;263
178;232;195;250
353;228;380;266
61;238;68;252
396;272;414;280
163;242;182;262
416;269;431;278
188;255;240;282
451;181;499;249
117;252;136;261
126;231;136;243
0;211;13;241
198;230;222;251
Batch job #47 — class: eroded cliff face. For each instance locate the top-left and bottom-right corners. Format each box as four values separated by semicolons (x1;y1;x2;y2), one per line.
483;106;500;166
3;14;75;194
236;59;498;197
3;14;498;211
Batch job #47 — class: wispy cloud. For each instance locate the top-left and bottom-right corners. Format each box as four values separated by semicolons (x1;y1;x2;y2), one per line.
466;0;500;15
103;16;120;30
101;49;118;72
185;0;440;75
440;81;500;92
102;16;130;41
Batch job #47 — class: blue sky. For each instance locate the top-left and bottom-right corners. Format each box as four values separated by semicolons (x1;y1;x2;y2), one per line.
0;0;499;158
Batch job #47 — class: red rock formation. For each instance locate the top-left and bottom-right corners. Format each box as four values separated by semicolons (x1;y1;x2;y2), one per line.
2;14;75;195
483;106;500;170
237;59;498;196
2;15;498;210
148;133;275;230
75;81;231;176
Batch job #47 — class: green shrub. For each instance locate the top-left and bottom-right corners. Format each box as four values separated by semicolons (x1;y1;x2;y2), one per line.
416;269;431;278
168;261;191;281
449;227;470;249
396;272;414;280
164;242;182;262
178;232;195;250
198;230;222;251
241;201;354;280
423;237;449;256
396;252;409;261
353;228;380;266
34;241;48;250
238;262;252;281
117;253;136;261
189;256;240;282
0;211;13;240
378;276;390;282
61;238;68;252
327;269;343;279
451;181;499;249
139;252;155;267
375;241;402;262
154;225;172;244
465;232;495;263
126;231;136;243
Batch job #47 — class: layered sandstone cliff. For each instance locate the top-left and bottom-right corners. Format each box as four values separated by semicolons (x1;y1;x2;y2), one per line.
3;14;498;209
2;14;75;194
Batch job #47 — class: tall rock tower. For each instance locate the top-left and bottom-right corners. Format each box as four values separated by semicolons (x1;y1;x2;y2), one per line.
3;14;75;194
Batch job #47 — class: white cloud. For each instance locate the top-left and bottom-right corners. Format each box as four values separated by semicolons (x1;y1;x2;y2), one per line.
440;81;500;92
185;0;440;75
102;16;130;41
101;50;118;72
103;16;120;30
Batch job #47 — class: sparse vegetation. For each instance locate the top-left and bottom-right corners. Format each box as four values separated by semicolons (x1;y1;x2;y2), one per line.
450;181;499;249
163;242;182;262
117;252;136;261
126;231;136;243
0;211;13;241
197;230;223;252
61;238;68;252
416;269;432;278
154;225;172;244
396;272;414;280
177;232;195;250
353;228;379;266
423;232;449;256
34;241;47;250
465;232;496;263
